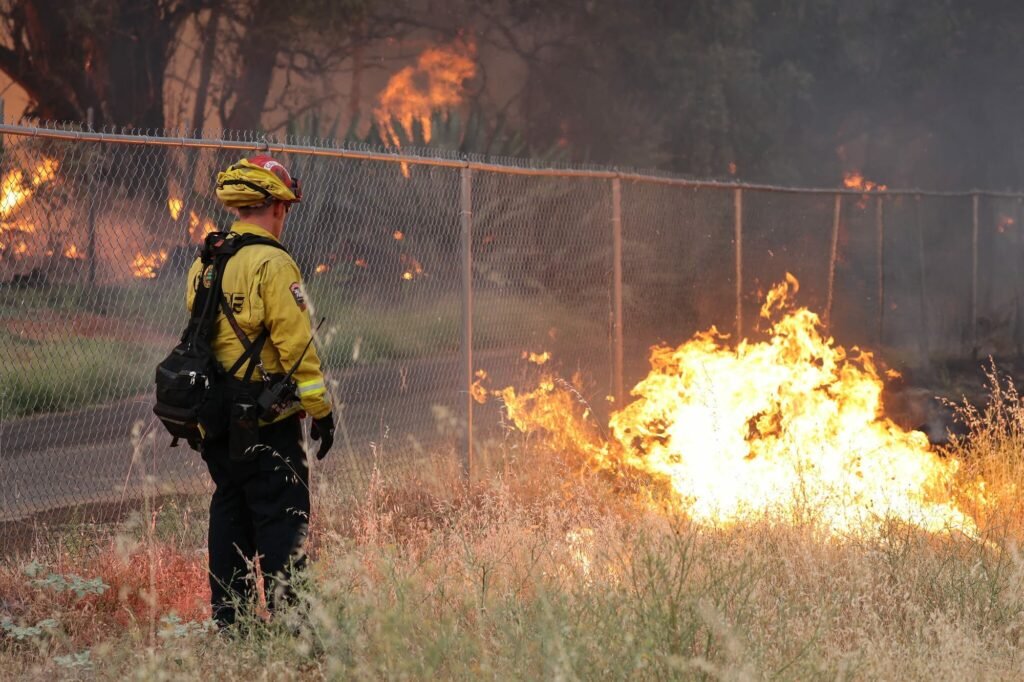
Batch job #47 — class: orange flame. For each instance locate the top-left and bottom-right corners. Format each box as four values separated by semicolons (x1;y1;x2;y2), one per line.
521;351;551;365
168;197;184;221
0;158;59;218
374;38;477;149
315;263;330;274
131;250;169;279
491;276;979;537
843;170;887;193
400;253;425;281
843;171;887;209
187;211;217;243
63;243;84;260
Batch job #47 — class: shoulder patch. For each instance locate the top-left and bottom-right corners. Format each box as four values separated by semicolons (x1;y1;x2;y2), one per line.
290;282;307;311
202;265;216;289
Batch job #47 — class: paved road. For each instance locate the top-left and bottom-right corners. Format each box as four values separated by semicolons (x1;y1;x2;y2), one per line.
0;350;524;524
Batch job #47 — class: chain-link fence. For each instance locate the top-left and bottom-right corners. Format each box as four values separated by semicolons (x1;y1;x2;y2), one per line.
1;123;1021;553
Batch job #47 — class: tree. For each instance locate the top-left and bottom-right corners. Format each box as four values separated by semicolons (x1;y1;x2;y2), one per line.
218;0;375;134
0;0;205;128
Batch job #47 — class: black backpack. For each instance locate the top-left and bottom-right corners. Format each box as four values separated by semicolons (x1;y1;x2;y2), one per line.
153;231;287;449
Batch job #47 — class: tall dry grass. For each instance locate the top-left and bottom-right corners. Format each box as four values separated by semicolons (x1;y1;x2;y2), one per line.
4;380;1024;679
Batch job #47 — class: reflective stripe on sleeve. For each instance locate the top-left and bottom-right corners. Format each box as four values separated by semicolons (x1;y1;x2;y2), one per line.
297;379;326;397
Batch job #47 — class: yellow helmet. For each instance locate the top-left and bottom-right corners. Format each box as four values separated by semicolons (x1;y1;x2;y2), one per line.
215;155;302;208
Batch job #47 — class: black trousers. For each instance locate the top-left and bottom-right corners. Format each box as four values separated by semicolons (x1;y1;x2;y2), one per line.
201;414;310;626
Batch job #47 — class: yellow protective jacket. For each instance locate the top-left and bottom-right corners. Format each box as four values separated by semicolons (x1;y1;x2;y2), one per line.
185;222;331;421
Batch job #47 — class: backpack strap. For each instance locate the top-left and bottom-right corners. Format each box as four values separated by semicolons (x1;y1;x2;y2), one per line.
225;327;269;381
186;230;289;375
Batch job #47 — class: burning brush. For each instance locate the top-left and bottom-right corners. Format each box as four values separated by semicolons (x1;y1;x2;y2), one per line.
480;275;982;538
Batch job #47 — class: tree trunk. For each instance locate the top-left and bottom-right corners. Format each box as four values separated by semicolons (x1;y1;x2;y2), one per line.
192;6;222;133
223;0;286;134
0;0;199;204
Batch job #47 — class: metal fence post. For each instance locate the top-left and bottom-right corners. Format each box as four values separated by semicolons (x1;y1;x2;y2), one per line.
611;177;624;407
86;107;97;287
734;188;743;339
459;166;474;481
1016;198;1024;357
825;193;842;327
876;195;885;345
971;193;979;359
915;195;931;359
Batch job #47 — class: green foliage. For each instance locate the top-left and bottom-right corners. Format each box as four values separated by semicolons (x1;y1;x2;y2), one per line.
28;574;109;599
0;331;157;417
0;617;59;642
158;615;217;640
23;562;109;599
53;650;92;670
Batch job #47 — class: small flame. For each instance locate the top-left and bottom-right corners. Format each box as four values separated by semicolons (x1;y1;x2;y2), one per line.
843;171;887;209
188;211;217;243
315;263;330;274
30;160;58;186
63;243;84;260
354;257;368;268
521;351;551;365
131;250;169;279
168;197;184;221
0;221;35;258
843;171;887;193
470;370;491;404
374;37;477;148
400;253;425;281
393;230;405;241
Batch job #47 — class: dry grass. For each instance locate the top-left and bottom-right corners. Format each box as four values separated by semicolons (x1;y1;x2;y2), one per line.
4;380;1024;679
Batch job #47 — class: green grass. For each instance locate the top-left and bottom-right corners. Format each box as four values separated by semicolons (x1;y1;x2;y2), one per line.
312;290;607;367
0;332;156;417
0;281;183;325
1;282;606;418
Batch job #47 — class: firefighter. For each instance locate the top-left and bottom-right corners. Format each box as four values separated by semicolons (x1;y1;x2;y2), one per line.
186;155;335;627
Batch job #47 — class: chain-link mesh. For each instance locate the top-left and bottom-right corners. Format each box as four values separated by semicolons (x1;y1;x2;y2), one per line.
620;180;735;390
471;172;613;433
0;123;1020;554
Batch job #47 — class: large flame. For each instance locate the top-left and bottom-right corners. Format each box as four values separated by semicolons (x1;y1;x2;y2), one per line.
495;275;978;537
0;159;58;257
374;38;477;149
0;158;59;218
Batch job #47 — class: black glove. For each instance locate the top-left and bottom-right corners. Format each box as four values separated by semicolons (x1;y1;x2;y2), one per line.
310;413;335;460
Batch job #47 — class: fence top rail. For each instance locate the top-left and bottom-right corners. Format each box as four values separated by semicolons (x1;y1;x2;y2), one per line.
2;122;1023;199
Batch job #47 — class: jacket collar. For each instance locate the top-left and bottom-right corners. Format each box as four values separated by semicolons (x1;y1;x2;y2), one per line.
230;221;280;243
